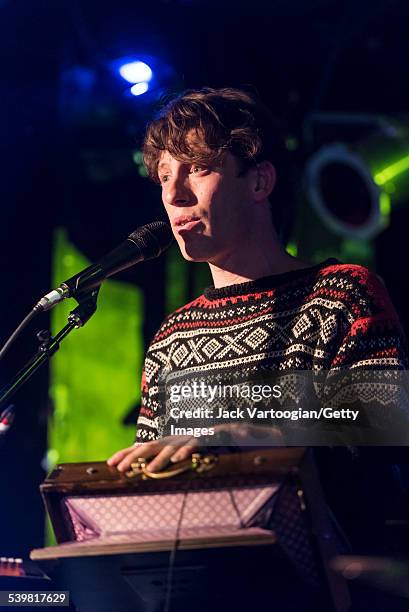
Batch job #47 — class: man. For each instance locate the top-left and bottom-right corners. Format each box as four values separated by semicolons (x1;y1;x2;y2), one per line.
108;87;408;473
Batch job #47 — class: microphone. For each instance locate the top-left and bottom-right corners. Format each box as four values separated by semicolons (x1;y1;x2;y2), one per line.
36;221;174;312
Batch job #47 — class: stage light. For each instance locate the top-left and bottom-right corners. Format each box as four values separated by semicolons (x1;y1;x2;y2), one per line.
118;60;153;84
130;82;149;97
110;54;177;103
305;124;409;239
374;153;409;185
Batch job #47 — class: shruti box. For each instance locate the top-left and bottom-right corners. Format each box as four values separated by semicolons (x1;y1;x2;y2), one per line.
31;448;349;612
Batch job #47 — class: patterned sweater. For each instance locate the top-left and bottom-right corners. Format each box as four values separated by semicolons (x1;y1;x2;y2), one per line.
136;259;408;444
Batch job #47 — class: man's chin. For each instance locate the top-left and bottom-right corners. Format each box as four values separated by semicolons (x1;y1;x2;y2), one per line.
176;236;216;263
180;250;211;263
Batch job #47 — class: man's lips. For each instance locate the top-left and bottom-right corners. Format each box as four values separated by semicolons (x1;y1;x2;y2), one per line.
174;215;200;227
174;215;202;234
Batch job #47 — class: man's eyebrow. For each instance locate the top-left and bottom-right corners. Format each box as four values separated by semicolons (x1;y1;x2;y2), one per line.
157;161;170;173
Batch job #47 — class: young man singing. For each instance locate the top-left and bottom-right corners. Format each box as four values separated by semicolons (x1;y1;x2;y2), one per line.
108;87;408;473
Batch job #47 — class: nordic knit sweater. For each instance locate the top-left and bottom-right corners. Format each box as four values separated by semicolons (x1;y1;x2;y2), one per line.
136;259;408;443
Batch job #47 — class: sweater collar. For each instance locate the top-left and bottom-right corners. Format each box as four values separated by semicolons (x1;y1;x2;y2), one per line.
203;258;339;301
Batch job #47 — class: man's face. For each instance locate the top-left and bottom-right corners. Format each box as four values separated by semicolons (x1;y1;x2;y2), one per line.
158;149;254;264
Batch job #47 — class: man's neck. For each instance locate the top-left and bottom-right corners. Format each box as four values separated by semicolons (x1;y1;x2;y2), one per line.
209;230;308;289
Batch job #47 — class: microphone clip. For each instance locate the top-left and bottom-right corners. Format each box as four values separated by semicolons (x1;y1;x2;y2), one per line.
68;288;100;328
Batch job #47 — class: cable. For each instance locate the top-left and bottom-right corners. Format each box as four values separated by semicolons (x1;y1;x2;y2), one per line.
162;483;245;612
0;306;42;361
163;485;190;612
228;489;245;529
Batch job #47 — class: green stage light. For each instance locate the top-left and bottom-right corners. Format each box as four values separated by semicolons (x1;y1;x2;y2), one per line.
374;153;409;185
286;241;298;257
379;191;391;218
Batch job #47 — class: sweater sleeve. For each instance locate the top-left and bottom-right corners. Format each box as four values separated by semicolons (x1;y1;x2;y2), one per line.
330;269;408;370
321;270;409;443
135;313;173;443
135;368;161;442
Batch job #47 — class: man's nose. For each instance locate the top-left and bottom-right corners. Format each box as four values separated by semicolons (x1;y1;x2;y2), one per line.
164;175;192;207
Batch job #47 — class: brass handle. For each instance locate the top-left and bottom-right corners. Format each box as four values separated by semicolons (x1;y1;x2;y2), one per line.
140;458;193;479
125;453;217;479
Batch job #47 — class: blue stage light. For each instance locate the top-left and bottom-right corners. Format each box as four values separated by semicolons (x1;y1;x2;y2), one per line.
119;61;152;84
130;82;149;96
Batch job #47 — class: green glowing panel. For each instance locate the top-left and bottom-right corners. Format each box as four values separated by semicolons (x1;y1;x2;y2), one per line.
379;192;391;219
286;242;298;257
48;228;144;464
374;153;409;185
339;238;374;267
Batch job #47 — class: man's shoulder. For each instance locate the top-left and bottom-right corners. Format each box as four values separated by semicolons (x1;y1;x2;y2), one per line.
317;260;380;287
149;294;207;344
312;261;396;321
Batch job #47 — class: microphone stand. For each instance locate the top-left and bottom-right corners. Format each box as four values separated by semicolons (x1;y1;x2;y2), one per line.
0;289;99;411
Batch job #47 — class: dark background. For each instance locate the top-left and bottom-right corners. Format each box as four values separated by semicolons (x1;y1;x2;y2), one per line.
0;0;408;606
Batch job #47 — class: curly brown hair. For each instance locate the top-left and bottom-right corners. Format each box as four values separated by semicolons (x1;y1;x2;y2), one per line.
142;87;284;183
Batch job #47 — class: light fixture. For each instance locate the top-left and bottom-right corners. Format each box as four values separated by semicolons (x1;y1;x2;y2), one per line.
305;120;409;239
118;60;153;85
130;82;149;97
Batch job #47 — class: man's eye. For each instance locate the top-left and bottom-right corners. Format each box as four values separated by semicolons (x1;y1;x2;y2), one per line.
160;175;169;184
190;165;207;174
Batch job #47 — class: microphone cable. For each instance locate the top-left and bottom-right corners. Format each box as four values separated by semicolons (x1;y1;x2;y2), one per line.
0;306;42;361
163;483;190;612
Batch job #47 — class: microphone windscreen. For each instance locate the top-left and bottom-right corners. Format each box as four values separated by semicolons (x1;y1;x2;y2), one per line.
128;221;174;259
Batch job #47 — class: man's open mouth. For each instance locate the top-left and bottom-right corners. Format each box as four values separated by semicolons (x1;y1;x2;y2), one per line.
174;216;202;234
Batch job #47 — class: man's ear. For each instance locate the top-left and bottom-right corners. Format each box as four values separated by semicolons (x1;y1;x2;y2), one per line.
253;161;276;201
